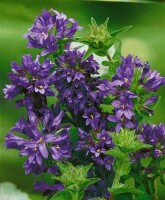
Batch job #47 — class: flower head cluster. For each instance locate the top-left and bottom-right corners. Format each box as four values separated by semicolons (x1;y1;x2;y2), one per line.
5;108;71;175
108;90;137;132
97;55;165;132
112;55;165;92
54;50;102;116
3;54;55;111
77;128;114;171
24;9;82;56
138;123;165;158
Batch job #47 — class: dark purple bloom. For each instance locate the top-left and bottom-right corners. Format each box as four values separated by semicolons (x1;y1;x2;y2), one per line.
111;55;165;93
77;128;114;171
90;144;106;157
138;123;165;158
97;79;117;96
112;90;136;120
24;9;82;55
3;54;55;103
3;85;21;99
107;115;134;132
140;95;159;116
4;107;71;175
143;70;165;92
112;55;134;87
54;50;101;114
34;182;64;196
97;129;112;147
83;107;101;130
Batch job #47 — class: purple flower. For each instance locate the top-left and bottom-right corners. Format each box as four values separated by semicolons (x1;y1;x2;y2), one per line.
138;123;165;158
112;55;134;87
24;9;82;55
3;54;55;102
90;144;106;157
111;55;165;93
97;129;112;147
4;107;71;175
83;107;101;130
34;182;64;196
3;85;21;99
143;70;165;92
97;79;117;97
107;90;137;132
54;50;101;114
112;90;136;120
107;115;134;132
77;128;114;171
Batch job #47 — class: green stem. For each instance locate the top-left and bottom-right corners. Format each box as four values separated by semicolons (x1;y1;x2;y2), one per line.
112;162;124;187
106;51;112;62
154;178;158;200
110;194;115;200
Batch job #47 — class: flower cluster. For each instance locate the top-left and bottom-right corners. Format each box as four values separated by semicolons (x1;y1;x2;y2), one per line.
98;55;165;132
54;50;109;131
5;108;71;175
138;123;165;158
24;9;82;56
77;128;114;171
3;8;165;200
3;54;55;112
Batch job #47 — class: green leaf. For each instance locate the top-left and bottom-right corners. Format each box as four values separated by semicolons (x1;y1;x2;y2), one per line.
111;25;132;38
83;163;93;174
100;104;114;113
70;126;78;144
104;17;109;27
50;190;72;200
73;44;85;50
105;148;126;160
82;46;97;61
55;161;66;173
91;17;97;26
102;60;110;66
135;185;152;200
141;157;152;168
109;184;143;195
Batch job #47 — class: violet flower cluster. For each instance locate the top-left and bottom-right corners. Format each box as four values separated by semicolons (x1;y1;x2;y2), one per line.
3;8;165;200
24;9;82;56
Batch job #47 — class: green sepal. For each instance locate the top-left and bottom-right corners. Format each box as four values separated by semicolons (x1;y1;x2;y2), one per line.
108;184;143;195
50;189;72;200
111;25;132;38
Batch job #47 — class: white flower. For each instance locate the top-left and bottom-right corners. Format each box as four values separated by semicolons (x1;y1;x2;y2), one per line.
0;182;30;200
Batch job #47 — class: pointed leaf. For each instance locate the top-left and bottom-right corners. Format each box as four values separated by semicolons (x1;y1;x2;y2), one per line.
50;189;71;200
104;17;109;27
111;25;132;38
73;44;85;50
109;184;143;195
91;17;97;26
55;161;66;173
82;46;97;61
83;163;93;175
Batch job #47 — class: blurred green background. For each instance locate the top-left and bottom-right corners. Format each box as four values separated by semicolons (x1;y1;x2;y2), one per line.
0;0;165;199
